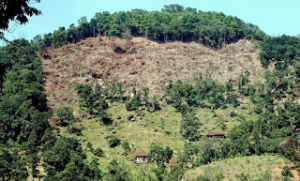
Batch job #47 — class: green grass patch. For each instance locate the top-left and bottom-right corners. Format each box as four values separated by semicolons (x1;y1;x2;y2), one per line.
197;100;258;134
185;154;298;181
60;102;184;174
57;97;260;177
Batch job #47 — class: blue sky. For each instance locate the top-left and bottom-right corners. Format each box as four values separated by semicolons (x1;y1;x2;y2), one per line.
4;0;300;41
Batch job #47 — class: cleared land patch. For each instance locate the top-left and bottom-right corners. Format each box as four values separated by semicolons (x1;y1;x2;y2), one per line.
42;37;263;111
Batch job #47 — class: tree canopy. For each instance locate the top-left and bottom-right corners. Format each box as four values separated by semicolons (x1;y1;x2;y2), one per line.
32;4;266;52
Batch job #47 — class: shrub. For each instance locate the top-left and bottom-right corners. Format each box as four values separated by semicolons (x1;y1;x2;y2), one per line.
56;106;75;126
282;166;293;177
93;148;105;157
122;141;130;153
151;96;161;112
108;136;121;148
235;173;249;181
229;111;237;117
87;142;93;151
67;126;82;136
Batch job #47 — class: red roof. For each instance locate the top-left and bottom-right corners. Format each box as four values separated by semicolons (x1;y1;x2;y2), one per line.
136;152;148;157
207;132;226;136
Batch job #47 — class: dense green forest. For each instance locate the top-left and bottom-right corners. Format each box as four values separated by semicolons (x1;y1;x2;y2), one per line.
1;3;300;180
32;4;265;52
0;40;102;180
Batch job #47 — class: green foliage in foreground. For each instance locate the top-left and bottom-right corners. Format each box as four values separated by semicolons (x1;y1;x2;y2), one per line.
0;39;49;144
0;39;102;180
0;148;28;181
0;39;51;180
42;136;102;180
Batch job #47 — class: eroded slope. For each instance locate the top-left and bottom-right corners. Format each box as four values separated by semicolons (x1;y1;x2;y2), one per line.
42;37;262;110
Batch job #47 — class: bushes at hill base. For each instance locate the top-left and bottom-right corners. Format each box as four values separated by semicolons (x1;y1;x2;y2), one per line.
42;137;102;180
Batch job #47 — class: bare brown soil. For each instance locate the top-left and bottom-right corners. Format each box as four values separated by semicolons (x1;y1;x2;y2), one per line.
42;37;263;111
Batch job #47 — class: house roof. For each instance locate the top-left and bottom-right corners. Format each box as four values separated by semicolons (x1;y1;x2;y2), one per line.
136;152;148;157
207;132;226;136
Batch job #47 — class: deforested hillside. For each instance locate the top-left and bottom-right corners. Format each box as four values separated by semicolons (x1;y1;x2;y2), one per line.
42;37;263;110
3;3;300;181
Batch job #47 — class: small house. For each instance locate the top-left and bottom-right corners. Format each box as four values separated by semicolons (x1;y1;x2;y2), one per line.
136;152;148;163
207;132;226;138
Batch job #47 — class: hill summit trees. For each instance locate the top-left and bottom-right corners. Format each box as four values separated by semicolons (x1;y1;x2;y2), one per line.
33;4;265;52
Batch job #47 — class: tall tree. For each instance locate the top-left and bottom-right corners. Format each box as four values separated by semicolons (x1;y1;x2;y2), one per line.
0;0;41;42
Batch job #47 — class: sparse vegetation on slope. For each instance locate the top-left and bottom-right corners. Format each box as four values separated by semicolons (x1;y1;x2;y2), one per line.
42;37;263;111
185;155;299;181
